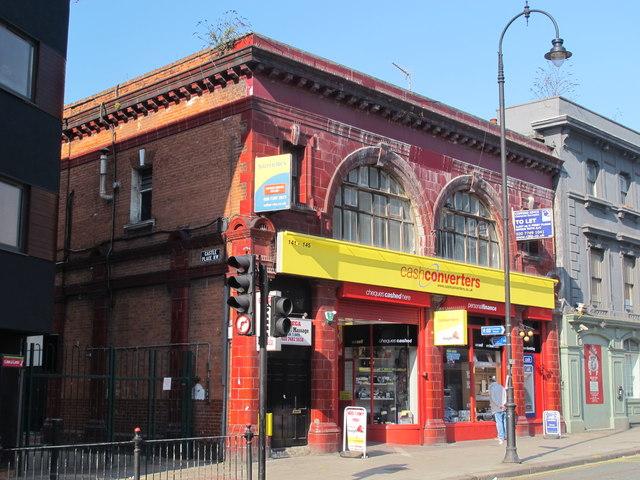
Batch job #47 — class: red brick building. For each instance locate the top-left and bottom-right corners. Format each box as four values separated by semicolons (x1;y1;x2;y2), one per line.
56;34;561;451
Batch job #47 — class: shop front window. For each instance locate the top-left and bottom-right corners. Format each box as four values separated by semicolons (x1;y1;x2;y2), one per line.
624;339;640;398
443;324;502;423
344;324;418;425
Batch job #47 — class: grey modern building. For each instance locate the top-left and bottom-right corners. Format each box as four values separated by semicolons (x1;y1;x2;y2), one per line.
506;97;640;432
0;1;70;448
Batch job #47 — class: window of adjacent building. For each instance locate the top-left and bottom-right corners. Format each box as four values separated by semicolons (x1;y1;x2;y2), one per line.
620;172;631;205
437;191;500;267
590;248;604;307
333;166;415;253
624;339;640;398
283;141;305;206
0;23;35;99
0;179;24;250
129;167;153;223
624;255;636;311
519;240;540;257
586;160;600;197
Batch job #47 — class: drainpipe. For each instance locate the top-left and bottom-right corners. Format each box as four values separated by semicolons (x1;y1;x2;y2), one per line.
99;148;114;201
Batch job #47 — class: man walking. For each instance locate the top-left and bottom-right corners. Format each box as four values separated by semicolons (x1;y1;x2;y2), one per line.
489;376;507;444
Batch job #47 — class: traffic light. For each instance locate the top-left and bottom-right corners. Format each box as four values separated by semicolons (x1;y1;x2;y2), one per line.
269;295;292;337
227;254;256;336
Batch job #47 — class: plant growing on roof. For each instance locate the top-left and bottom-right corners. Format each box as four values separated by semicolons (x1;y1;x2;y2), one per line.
195;10;252;57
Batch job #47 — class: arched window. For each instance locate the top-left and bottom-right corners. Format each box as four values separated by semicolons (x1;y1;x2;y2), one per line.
437;191;500;267
333;165;415;253
624;339;640;398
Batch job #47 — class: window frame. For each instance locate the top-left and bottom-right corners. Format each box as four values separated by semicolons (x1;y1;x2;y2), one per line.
0;21;37;101
623;254;636;311
437;191;500;268
586;160;600;197
589;247;604;307
624;339;640;398
282;141;306;207
128;166;153;225
332;165;415;254
0;177;27;252
619;172;631;206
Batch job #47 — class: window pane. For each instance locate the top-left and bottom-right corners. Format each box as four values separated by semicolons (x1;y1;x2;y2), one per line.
478;221;488;238
333;208;342;239
373;217;386;247
0;25;34;98
469;196;479;215
389;177;400;195
461;192;470;212
358;191;372;213
373;194;386;216
445;231;454;259
402;200;412;220
478;240;488;266
344;186;358;207
0;181;22;247
453;233;465;261
467;236;477;264
343;210;357;241
380;171;390;192
389;220;401;251
358;213;372;245
334;187;342;206
403;223;414;253
466;218;477;236
490;242;500;267
454;192;463;211
348;168;359;183
358;166;369;186
368;167;379;189
141;191;152;221
389;198;403;218
454;215;465;234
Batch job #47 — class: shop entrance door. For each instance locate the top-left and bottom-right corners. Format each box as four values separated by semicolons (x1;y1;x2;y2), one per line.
268;346;311;449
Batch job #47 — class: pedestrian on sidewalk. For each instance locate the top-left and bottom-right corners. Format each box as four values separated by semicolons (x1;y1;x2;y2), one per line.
489;376;507;445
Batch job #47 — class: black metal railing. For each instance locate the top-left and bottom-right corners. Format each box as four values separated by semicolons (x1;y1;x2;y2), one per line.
3;427;255;480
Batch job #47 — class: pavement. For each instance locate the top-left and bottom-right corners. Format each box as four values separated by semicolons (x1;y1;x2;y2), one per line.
264;427;640;480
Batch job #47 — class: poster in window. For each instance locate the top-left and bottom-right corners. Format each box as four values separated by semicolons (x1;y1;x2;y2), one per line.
584;344;604;404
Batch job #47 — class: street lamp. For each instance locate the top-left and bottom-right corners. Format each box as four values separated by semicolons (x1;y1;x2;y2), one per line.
497;2;571;464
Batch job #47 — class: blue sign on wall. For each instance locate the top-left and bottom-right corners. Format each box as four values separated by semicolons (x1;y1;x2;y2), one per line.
490;335;507;347
481;325;505;336
513;208;554;241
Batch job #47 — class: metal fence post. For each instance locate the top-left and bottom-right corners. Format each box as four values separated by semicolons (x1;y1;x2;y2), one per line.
244;425;254;480
133;427;142;480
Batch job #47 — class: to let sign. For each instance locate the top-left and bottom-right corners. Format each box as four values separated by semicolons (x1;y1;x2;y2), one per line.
513;208;554;241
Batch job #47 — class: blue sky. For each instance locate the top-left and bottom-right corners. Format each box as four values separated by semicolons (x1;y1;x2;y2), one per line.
66;1;639;131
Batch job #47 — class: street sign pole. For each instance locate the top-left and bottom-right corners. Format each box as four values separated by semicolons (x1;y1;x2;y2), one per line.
258;263;268;480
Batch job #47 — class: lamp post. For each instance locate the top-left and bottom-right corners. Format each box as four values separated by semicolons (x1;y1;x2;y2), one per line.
497;2;571;464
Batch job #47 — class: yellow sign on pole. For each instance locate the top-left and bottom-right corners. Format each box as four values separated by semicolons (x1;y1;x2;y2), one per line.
433;310;468;346
276;231;555;309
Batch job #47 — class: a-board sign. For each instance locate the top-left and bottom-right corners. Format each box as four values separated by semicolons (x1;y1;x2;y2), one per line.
342;406;367;457
543;410;561;438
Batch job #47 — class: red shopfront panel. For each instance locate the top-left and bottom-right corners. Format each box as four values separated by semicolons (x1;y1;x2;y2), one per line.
338;299;420;325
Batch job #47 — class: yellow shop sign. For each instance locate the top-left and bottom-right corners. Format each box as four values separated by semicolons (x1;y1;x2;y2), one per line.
433;310;468;346
276;231;555;309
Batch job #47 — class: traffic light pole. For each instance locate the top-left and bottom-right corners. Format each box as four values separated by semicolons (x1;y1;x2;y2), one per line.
258;263;268;480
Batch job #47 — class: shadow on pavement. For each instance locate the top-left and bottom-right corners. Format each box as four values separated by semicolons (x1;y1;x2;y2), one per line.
519;429;628;463
352;464;410;479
